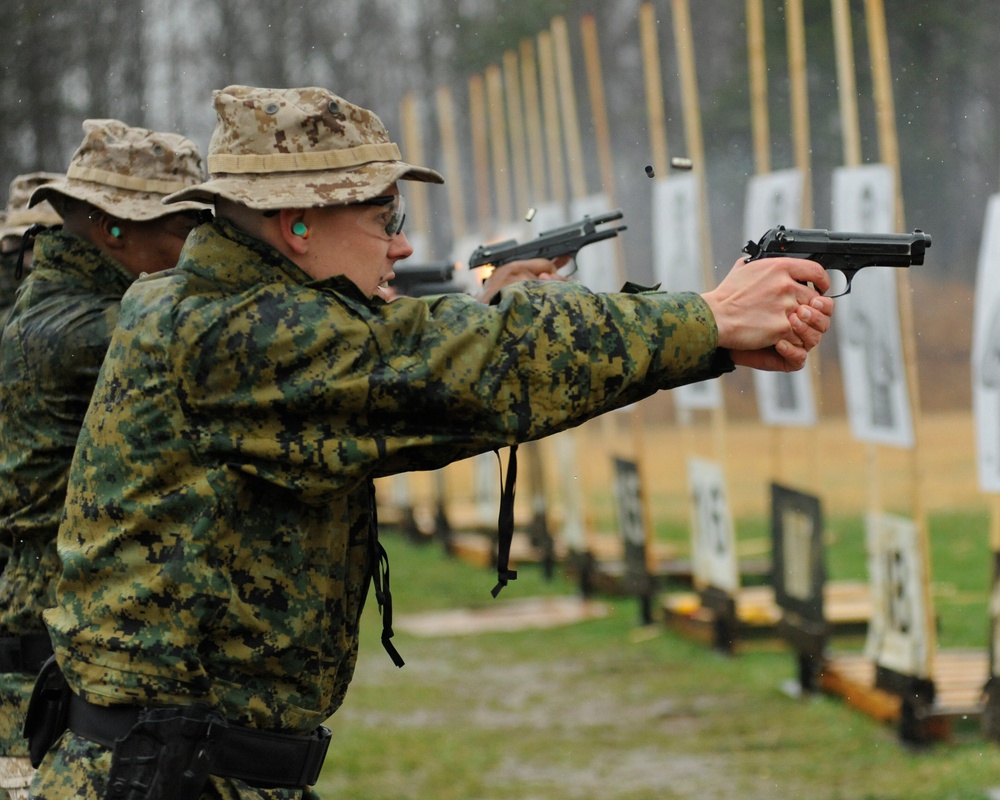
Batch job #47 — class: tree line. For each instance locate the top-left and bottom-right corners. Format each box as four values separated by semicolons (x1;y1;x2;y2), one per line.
3;0;997;282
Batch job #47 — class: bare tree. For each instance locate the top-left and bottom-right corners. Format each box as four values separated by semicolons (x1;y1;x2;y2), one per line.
0;0;997;280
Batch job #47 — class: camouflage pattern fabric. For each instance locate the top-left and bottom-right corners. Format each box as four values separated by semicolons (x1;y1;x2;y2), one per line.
0;675;32;799
30;120;206;222
41;219;726;793
0;251;21;333
0;230;135;771
166;85;442;210
0;251;17;577
0;172;62;249
0;752;32;800
0;171;64;582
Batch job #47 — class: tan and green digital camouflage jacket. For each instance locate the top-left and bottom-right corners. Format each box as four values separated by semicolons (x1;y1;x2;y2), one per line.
0;251;20;331
46;220;730;735
0;250;16;576
0;230;134;636
0;230;134;757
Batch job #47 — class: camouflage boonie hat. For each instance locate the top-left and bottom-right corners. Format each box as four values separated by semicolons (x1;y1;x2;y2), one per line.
164;85;443;210
30;119;207;221
0;172;63;250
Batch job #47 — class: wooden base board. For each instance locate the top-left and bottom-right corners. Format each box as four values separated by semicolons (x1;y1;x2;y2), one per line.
661;581;873;641
819;649;989;739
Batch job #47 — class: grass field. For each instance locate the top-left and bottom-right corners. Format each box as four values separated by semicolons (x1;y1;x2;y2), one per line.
316;531;998;800
316;410;1000;799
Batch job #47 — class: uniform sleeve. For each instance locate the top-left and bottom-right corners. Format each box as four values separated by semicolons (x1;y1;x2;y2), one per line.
175;280;726;499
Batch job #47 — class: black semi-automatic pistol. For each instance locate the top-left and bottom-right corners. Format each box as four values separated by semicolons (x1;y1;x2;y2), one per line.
468;209;627;270
742;225;932;296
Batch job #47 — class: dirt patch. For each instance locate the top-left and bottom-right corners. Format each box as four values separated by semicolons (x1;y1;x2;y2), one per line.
395;596;610;637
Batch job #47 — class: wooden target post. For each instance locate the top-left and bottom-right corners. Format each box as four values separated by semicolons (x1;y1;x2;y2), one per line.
673;0;736;599
554;14;664;622
502;49;531;220
467;68;515;552
373;92;442;545
421;84;472;553
469;73;493;239
533;24;601;593
435;85;468;248
816;0;986;744
400;92;433;260
582;13;659;617
637;0;742;651
969;156;1000;739
421;77;497;557
450;57;565;570
537;30;568;209
743;0;859;690
484;65;512;228
501;43;559;578
520;39;548;202
579;15;627;290
749;0;823;487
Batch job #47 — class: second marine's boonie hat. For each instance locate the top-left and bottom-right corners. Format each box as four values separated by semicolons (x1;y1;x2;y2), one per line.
0;172;63;249
30;119;207;222
164;85;444;210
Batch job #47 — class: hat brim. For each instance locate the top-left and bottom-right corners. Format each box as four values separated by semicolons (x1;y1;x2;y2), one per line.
0;205;62;241
162;160;444;210
31;180;210;222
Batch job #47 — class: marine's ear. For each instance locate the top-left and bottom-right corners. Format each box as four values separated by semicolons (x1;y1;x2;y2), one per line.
277;209;310;255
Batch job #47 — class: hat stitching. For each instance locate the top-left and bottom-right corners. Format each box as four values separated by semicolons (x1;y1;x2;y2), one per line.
67;164;196;195
208;143;402;175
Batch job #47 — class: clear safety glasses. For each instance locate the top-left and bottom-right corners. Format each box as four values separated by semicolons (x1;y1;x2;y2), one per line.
354;194;406;240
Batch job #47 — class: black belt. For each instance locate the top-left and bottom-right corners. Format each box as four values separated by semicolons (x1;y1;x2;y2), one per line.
67;693;331;789
0;632;54;675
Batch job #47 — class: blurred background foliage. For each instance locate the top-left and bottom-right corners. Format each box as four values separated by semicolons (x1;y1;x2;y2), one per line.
3;0;997;283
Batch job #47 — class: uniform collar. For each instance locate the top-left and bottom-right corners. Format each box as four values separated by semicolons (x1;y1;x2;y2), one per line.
33;228;137;291
177;218;374;303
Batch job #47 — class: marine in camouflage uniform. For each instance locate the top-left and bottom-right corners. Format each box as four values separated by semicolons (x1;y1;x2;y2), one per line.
0;124;205;800
0;174;63;330
0;173;62;800
33;87;833;799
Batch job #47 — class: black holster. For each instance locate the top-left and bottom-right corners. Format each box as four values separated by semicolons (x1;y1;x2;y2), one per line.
104;704;227;800
22;654;72;768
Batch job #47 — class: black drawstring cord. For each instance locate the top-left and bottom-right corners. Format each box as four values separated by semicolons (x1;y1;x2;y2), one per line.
491;444;519;598
14;224;47;281
368;481;404;667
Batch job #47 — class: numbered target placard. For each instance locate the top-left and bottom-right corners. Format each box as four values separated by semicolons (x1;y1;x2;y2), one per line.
770;484;825;622
864;513;931;679
688;458;738;594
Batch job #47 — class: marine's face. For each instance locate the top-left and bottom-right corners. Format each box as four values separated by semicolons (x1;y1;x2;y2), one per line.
300;186;413;297
116;210;205;276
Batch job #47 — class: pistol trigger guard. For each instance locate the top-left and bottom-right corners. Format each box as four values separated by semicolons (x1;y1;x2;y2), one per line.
828;273;854;298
